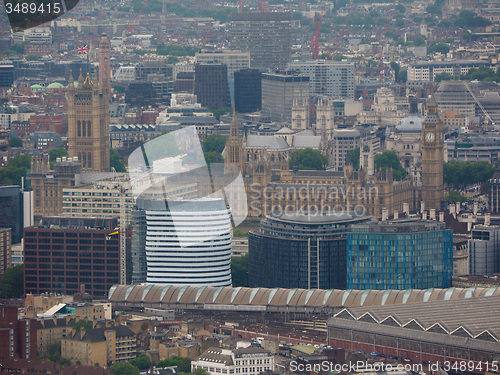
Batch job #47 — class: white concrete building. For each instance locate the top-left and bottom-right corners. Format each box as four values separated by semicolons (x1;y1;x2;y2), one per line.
192;347;274;375
289;60;355;100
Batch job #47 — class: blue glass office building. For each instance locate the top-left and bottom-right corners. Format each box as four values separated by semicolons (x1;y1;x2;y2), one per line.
347;220;453;290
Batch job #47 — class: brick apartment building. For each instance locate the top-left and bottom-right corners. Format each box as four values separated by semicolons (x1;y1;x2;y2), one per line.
24;216;120;298
0;305;37;361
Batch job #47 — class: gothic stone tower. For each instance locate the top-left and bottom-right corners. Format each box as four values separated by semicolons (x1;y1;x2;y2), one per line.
67;71;110;172
224;112;245;175
421;96;444;210
291;99;309;131
315;97;335;151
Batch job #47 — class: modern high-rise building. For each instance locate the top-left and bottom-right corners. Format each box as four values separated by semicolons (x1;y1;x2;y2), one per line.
194;63;230;110
230;12;292;72
421;97;444;210
289;61;355;100
0;228;12;280
434;80;476;117
234;69;262;113
23;216;120;298
195;50;250;79
347;220;453;290
261;72;310;122
136;197;232;286
249;211;371;289
469;225;500;276
0;186;24;244
329;129;361;171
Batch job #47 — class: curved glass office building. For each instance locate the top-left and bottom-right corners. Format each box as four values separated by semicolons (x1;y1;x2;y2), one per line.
249;211;371;289
139;197;232;286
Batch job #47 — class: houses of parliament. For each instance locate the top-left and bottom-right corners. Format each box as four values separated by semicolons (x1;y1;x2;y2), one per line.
225;98;444;220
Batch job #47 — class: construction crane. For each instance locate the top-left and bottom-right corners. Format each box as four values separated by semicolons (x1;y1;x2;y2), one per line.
465;83;495;126
377;4;391;82
239;0;243;13
311;9;324;60
330;7;353;59
128;0;149;34
258;0;267;12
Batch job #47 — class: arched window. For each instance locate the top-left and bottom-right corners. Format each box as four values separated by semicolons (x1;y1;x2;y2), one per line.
321;115;326;128
82;152;87;168
87;121;92;137
77;121;81;137
82;121;87;137
87;152;92;168
78;152;81;162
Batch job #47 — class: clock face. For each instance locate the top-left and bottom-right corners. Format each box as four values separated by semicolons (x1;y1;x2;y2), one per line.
425;132;435;143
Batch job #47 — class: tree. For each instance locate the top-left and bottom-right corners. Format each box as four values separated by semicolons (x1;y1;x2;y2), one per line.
113;85;126;94
49;147;68;164
0;154;31;186
0;265;24;298
455;10;491;28
231;254;248;287
129;354;152;370
110;148;126;172
8;136;22;148
390;62;400;82
445;190;468;204
203;134;227;154
428;42;450;55
289;148;328;170
397;70;408;83
444;161;496;188
110;361;140;375
72;320;93;331
211;107;231;120
157;356;191;372
348;147;360;170
233;228;248;237
194;369;210;375
434;72;454;82
374;151;407;181
47;341;61;362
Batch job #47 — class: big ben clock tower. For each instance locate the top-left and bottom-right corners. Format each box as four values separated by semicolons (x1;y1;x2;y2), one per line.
421;96;444;210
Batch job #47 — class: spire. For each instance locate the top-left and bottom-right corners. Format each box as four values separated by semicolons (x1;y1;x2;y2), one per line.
68;69;74;86
230;106;238;138
83;72;92;86
427;96;438;114
78;68;84;85
224;105;244;175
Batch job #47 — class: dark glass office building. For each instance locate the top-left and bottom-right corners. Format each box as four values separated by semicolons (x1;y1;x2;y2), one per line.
347;220;453;290
234;69;261;113
0;185;24;244
249;212;371;289
194;63;230;110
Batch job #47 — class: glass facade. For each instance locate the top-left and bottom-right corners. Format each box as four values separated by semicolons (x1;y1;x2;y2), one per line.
249;212;371;289
347;221;453;290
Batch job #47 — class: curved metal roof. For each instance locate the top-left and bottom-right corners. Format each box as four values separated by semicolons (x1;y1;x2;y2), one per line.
108;285;500;310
